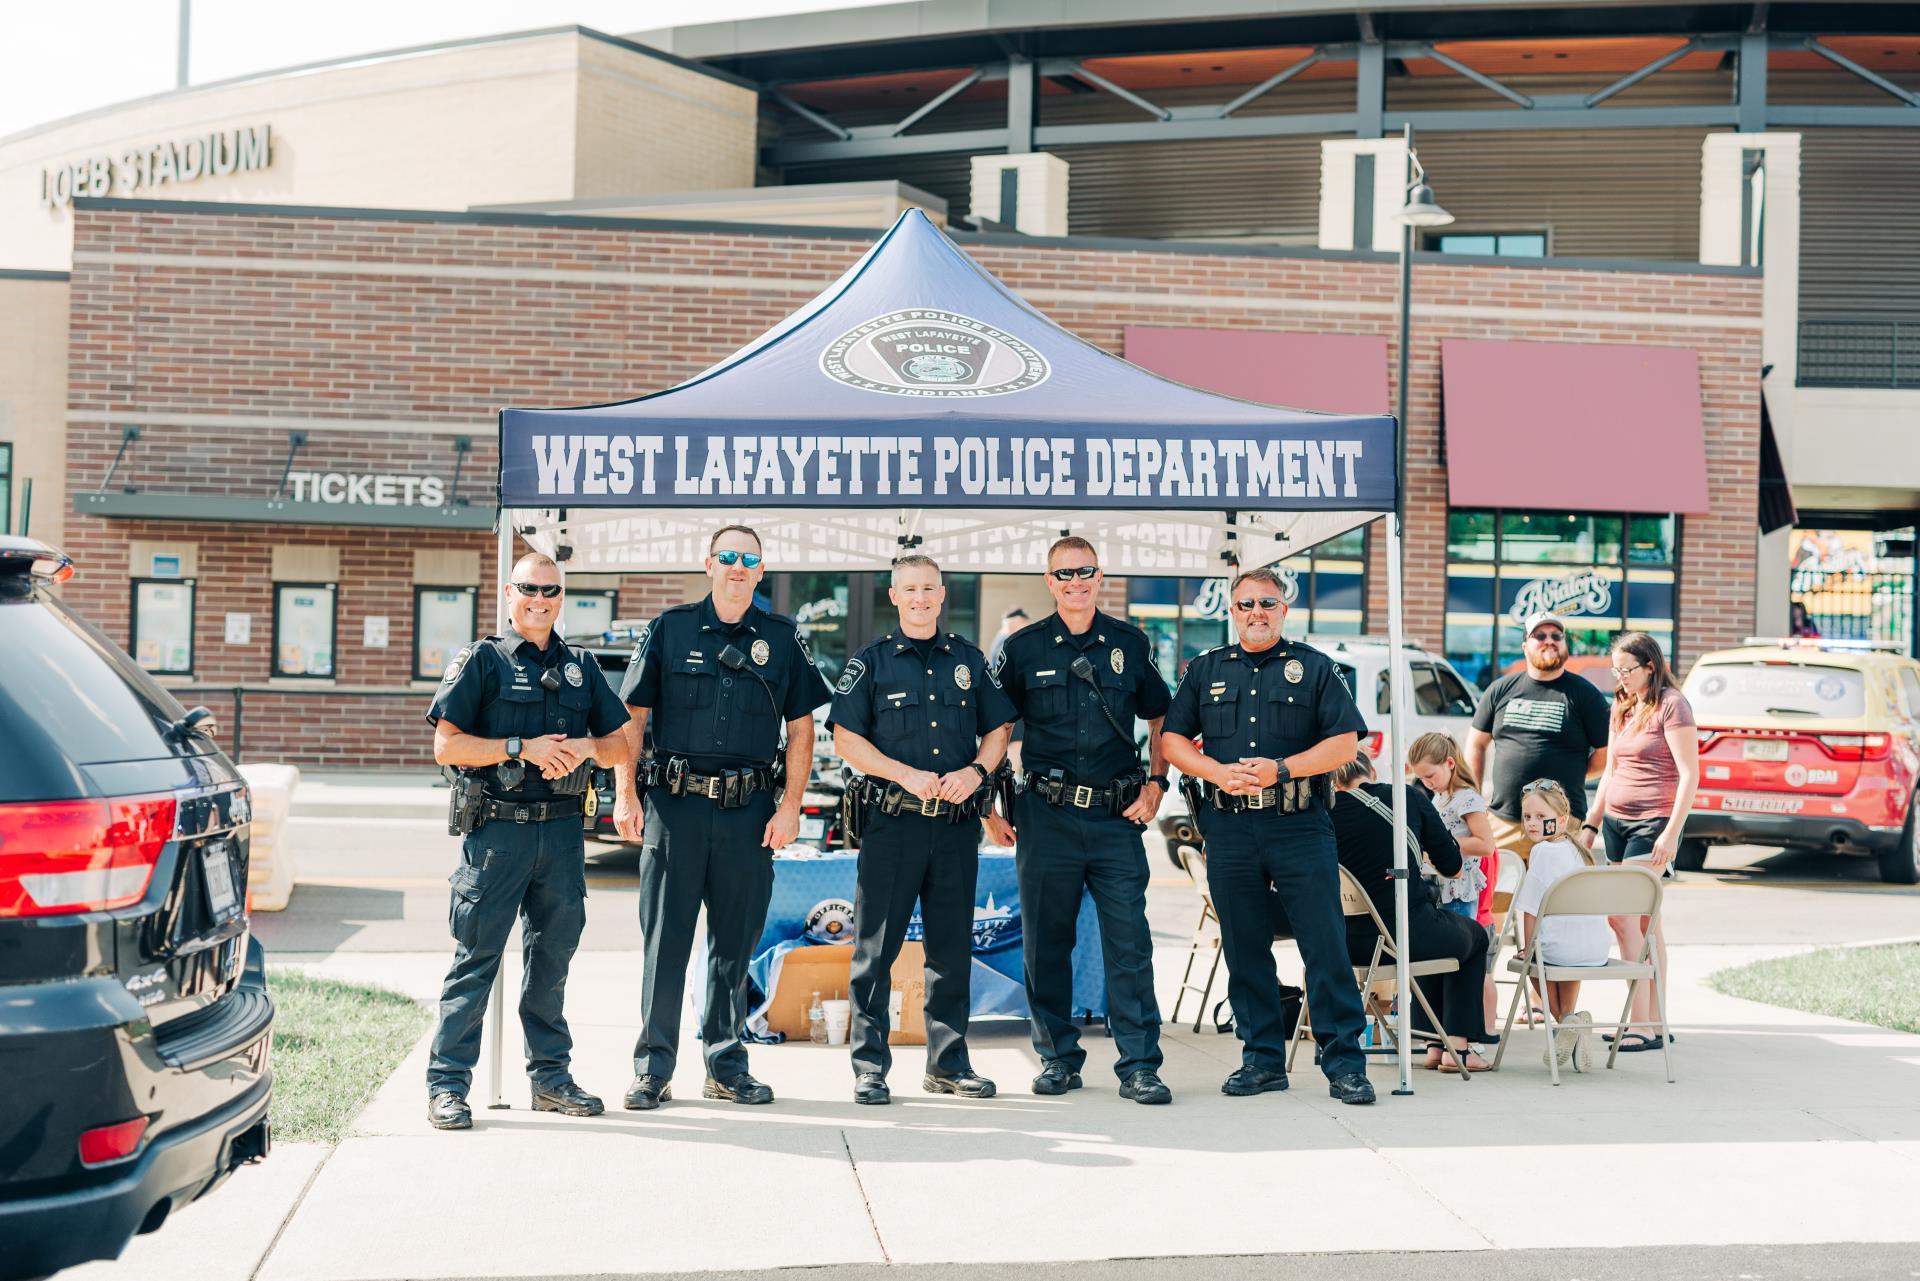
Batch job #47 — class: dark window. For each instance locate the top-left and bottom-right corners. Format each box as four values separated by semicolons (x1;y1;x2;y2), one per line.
131;578;195;675
1427;231;1547;257
273;583;337;679
415;585;476;681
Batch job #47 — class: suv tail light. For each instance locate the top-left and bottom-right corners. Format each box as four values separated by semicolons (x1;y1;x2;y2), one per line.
1815;733;1890;761
0;794;177;918
78;1116;150;1166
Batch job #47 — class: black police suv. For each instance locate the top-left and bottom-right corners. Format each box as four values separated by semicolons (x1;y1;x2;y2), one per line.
0;537;273;1280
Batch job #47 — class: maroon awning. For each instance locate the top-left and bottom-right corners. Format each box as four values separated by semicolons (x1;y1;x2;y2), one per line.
1123;326;1389;413
1441;339;1711;514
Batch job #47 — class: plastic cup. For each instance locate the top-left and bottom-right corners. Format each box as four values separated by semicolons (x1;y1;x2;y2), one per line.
822;998;851;1046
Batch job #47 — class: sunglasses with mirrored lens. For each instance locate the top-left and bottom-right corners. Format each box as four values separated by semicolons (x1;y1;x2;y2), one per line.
512;582;563;598
1528;630;1565;642
713;550;763;568
1048;566;1100;581
1234;596;1283;611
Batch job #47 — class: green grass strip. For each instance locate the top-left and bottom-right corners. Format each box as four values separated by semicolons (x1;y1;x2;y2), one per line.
268;970;432;1144
1708;943;1920;1035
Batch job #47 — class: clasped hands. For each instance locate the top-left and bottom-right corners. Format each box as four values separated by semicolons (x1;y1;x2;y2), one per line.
515;733;591;780
1210;756;1283;796
896;766;985;804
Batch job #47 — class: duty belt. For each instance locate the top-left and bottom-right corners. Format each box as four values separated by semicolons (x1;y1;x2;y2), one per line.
645;756;779;808
481;795;585;824
862;778;992;821
1208;777;1317;814
1024;770;1143;815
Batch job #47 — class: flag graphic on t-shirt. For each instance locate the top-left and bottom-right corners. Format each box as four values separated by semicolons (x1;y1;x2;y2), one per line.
1502;698;1567;732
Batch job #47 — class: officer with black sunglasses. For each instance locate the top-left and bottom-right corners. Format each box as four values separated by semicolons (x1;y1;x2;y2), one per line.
1159;567;1376;1106
425;552;632;1131
612;524;831;1109
984;536;1174;1104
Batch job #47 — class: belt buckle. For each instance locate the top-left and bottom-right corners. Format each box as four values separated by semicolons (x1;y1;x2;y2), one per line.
513;805;531;824
919;795;943;817
1244;788;1272;810
1072;784;1094;809
702;776;724;799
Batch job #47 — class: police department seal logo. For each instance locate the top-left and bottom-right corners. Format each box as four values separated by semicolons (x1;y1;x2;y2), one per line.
805;898;856;944
442;648;469;684
1110;648;1125;675
1284;659;1306;684
954;664;972;691
751;638;771;666
821;309;1050;398
564;661;584;687
835;657;867;695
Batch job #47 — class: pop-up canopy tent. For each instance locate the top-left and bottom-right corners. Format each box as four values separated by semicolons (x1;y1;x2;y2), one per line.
496;208;1425;1092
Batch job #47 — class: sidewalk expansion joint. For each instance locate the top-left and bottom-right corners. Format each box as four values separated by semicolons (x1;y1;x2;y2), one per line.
1326;1103;1497;1250
249;1141;336;1281
841;1127;892;1265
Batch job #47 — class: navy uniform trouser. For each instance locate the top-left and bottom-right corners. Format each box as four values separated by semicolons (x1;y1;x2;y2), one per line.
848;810;979;1080
1198;805;1366;1080
428;814;587;1097
633;789;776;1081
1013;793;1163;1080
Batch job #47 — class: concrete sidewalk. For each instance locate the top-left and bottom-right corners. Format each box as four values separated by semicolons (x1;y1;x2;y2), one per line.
72;939;1920;1281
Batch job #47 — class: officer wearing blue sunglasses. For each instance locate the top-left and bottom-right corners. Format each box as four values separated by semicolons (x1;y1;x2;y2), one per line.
612;524;831;1109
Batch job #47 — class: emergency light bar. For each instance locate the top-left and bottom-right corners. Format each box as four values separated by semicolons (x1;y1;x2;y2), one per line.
1741;636;1903;652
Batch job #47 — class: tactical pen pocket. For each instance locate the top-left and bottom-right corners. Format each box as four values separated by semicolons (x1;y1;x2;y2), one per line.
448;862;486;948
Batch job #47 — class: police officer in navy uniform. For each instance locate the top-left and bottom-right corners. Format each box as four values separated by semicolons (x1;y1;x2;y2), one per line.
1159;567;1376;1106
611;524;831;1109
984;536;1175;1105
425;552;632;1131
829;554;1016;1105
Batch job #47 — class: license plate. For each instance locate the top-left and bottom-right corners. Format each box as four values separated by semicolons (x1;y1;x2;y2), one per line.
203;844;239;918
1742;739;1790;762
799;816;826;841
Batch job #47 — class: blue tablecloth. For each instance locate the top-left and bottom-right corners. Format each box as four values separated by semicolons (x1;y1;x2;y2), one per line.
740;849;1105;1035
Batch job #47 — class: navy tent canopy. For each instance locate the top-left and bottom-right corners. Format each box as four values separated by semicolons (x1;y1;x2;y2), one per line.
498;208;1396;574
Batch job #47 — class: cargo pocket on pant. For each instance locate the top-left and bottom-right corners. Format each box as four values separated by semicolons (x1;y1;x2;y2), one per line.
449;861;486;948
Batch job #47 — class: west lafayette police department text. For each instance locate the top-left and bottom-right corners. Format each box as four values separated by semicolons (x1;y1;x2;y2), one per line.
526;433;1367;500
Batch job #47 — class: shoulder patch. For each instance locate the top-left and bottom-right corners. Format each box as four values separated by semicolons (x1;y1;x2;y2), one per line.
442;647;471;684
835;657;867;695
795;629;816;663
629;622;652;665
989;646;1008;685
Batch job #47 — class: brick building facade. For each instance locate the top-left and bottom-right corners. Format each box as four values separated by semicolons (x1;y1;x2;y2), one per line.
61;199;1761;767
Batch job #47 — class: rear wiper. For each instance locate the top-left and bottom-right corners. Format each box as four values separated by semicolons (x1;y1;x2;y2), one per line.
1763;706;1821;716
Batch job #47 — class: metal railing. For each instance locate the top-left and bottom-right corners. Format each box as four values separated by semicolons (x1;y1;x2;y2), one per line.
1797;316;1920;389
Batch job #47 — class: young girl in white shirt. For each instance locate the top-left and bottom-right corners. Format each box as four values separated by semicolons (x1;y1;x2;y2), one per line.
1513;779;1611;1069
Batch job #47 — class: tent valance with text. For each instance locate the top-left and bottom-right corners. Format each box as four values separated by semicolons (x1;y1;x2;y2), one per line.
499;211;1396;514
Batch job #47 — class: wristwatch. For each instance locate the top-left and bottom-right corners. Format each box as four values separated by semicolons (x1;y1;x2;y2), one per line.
1272;760;1292;785
505;736;523;761
1147;773;1170;789
969;762;991;783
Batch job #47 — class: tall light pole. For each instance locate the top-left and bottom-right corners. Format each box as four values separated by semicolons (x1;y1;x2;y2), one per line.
1382;122;1452;1096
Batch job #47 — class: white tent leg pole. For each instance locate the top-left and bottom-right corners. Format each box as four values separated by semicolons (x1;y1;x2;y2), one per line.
486;519;513;1109
1382;511;1415;1097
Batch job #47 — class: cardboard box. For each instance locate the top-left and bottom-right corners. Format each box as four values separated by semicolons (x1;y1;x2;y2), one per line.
765;941;928;1044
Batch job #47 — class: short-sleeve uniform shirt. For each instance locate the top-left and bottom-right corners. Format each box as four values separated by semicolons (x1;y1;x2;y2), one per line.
829;631;1017;774
619;595;832;771
1163;638;1368;766
426;630;630;799
993;611;1170;782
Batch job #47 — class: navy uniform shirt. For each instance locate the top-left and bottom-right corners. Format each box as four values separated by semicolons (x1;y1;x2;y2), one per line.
1163;638;1367;766
829;631;1017;774
993;610;1170;783
619;595;832;770
427;629;631;799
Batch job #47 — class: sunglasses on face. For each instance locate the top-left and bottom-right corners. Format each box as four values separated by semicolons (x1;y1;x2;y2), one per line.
713;550;763;568
1528;630;1565;643
1048;566;1100;581
512;582;563;599
1233;597;1283;612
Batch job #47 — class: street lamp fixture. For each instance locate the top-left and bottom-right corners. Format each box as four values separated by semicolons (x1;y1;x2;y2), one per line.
1398;181;1454;228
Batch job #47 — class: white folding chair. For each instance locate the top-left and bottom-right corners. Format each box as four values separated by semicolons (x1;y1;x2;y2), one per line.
1168;843;1225;1033
1289;865;1472;1078
1488;850;1533;1017
1492;865;1675;1085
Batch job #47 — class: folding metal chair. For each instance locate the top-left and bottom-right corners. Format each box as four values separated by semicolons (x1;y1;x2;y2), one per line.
1488;850;1535;1019
1492;865;1675;1085
1168;843;1225;1033
1287;865;1472;1077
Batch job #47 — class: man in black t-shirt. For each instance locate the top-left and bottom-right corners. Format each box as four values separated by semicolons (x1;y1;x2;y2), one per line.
1464;610;1611;861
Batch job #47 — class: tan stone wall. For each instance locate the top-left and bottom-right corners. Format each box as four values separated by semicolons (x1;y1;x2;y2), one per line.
0;276;68;546
573;36;757;198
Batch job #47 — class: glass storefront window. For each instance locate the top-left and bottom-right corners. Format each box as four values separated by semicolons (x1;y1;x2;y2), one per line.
772;570;983;687
415;586;476;680
1445;508;1680;689
560;588;617;641
274;583;336;679
132;579;194;675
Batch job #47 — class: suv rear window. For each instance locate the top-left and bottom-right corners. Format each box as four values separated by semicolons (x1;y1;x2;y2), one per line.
1688;663;1866;720
0;593;195;800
